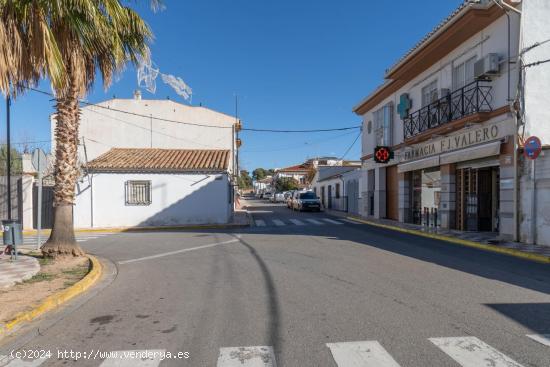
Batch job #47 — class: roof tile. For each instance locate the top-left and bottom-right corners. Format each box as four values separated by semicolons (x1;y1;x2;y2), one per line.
87;148;230;172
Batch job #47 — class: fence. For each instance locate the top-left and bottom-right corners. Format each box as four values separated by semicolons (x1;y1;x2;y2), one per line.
0;175;23;222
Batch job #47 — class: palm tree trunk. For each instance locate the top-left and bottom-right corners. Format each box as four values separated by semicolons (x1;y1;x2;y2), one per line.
42;74;84;258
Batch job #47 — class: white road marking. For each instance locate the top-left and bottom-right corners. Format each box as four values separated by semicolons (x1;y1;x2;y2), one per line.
217;346;277;367
340;219;361;225
430;336;525;367
119;238;240;264
526;334;550;347
272;219;286;226
326;341;401;367
289;219;305;226
305;219;323;225
255;219;266;227
322;218;344;225
99;349;165;366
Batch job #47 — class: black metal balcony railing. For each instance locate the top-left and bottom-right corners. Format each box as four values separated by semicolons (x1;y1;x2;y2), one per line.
403;80;493;139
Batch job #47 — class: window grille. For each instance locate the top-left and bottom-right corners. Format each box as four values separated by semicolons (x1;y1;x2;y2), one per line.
125;180;152;206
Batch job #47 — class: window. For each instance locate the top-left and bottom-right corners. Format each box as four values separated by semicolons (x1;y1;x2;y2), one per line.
373;103;393;146
335;183;341;198
125;180;152;206
421;80;438;107
453;56;477;90
300;192;317;200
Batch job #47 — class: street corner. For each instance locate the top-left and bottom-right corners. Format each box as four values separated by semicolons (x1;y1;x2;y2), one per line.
0;253;102;339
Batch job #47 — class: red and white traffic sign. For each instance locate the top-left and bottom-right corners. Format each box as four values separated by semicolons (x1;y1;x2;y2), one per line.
524;136;542;160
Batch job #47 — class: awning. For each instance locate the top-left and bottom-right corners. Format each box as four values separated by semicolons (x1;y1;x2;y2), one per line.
398;156;440;173
440;141;501;165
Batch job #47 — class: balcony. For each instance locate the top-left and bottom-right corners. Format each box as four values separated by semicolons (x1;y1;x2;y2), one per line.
403;80;493;140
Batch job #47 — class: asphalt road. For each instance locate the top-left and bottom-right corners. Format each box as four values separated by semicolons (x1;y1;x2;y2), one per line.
1;197;549;367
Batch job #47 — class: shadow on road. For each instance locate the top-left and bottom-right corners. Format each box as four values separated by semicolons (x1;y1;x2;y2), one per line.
485;303;550;335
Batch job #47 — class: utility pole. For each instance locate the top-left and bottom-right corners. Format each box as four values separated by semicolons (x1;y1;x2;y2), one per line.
6;95;11;221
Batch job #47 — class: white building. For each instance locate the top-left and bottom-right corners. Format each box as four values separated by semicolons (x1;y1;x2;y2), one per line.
311;166;360;211
74;148;232;228
45;95;241;228
353;0;550;245
273;164;310;188
51;94;240;175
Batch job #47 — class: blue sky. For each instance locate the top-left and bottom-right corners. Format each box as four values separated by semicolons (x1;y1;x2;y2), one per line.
4;0;462;171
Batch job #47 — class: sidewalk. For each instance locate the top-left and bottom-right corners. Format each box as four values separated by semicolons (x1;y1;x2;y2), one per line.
0;255;40;288
325;209;550;263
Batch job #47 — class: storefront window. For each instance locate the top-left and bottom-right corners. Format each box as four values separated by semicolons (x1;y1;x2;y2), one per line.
410;168;441;225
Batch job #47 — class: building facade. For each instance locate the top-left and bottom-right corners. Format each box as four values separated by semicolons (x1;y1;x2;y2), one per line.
354;0;550;244
74;148;232;228
311;166;361;211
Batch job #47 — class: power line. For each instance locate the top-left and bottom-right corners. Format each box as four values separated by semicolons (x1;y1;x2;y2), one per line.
241;131;357;153
242;126;361;133
29;87;361;133
522;58;550;68
340;131;361;159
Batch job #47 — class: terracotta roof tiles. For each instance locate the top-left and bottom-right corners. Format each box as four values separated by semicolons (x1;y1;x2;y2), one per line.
87;148;230;172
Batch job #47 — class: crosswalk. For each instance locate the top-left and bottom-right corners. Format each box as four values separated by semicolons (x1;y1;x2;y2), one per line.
2;334;547;366
20;233;113;248
253;217;359;228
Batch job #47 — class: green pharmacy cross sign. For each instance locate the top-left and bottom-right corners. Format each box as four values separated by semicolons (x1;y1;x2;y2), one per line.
397;93;412;119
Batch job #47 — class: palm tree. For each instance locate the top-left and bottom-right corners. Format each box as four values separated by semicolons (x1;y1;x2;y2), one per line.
0;0;153;257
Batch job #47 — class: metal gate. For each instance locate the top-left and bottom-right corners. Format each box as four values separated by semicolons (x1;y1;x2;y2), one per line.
346;179;359;215
33;184;54;229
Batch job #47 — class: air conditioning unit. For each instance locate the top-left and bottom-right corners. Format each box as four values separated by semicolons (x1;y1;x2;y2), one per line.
474;53;500;79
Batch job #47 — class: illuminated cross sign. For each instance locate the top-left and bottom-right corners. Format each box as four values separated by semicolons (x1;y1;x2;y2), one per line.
374;146;393;164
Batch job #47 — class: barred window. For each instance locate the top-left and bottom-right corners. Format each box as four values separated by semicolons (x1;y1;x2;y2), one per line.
125;180;152;206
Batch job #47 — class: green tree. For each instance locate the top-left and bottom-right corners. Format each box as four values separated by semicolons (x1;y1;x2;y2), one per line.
238;170;252;189
253;168;267;180
275;177;299;192
0;0;153;257
0;146;22;176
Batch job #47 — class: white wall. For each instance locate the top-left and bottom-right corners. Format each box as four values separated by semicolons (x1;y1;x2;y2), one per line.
74;172;231;228
361;12;520;158
521;0;550;143
51;98;238;174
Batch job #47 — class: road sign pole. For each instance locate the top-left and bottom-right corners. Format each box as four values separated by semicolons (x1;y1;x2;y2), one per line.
531;158;536;245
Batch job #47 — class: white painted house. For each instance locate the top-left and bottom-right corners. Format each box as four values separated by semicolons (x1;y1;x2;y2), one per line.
47;95;241;228
51;95;240;174
74;148;232;228
353;0;550;245
311;166;360;211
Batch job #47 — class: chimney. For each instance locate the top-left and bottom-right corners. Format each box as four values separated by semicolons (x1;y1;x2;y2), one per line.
133;89;142;100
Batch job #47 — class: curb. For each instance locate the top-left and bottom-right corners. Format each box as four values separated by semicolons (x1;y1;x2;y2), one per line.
0;255;103;338
22;223;250;235
346;216;550;264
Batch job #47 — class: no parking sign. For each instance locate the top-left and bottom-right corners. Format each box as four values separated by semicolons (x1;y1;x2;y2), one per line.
524;136;542;160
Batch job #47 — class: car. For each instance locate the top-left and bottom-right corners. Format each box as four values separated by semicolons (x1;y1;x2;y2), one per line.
286;190;297;208
289;190;305;209
273;192;286;203
263;192;273;200
292;191;321;212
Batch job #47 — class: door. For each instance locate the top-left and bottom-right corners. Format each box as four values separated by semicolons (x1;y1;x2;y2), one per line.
386;166;399;220
321;186;325;208
33;184;54;229
477;168;493;231
346;179;359;215
327;185;332;209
